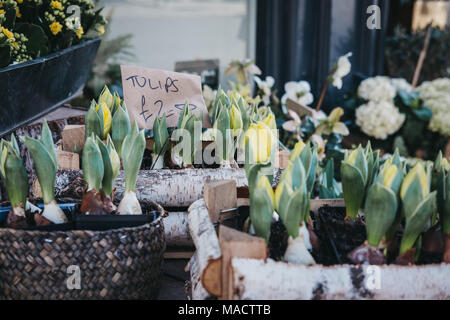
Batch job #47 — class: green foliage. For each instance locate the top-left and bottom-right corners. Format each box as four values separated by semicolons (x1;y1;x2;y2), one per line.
385;26;450;83
0;0;106;68
319;159;342;199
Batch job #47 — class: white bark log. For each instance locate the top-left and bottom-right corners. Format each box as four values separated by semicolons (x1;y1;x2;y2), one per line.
46;168;254;208
188;199;222;296
163;211;192;247
231;258;450;300
189;252;213;300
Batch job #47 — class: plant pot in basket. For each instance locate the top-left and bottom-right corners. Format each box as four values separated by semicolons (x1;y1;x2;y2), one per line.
0;199;166;300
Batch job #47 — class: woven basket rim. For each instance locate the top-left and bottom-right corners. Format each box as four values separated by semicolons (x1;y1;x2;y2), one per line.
0;200;166;236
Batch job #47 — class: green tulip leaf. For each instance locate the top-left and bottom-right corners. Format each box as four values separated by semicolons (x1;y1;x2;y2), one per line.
96;137;114;196
82;136;104;191
341;161;366;219
250;185;273;242
23;136;56;204
365;183;398;247
282;188;309;238
400;191;437;255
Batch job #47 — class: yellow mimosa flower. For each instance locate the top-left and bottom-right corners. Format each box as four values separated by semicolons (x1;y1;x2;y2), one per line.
0;9;5;15
96;24;105;35
49;21;62;35
76;26;83;39
50;0;63;10
1;27;14;40
15;7;21;18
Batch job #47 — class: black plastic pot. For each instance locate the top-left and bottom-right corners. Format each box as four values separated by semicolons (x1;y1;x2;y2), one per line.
0;201;160;231
0;38;101;137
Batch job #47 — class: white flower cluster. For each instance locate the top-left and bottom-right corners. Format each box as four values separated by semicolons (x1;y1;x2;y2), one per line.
331;52;352;89
281;81;314;106
254;76;275;106
416;78;450;136
391;78;413;93
355;76;411;140
357;76;397;102
355;100;405;140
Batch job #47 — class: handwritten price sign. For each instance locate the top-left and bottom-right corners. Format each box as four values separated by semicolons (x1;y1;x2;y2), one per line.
120;65;211;130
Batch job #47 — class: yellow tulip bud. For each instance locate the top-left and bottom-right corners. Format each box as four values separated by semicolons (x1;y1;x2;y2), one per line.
262;112;277;131
289;140;305;161
99;86;114;111
347;149;358;165
245;122;275;163
229;104;243;132
400;163;429;200
257;175;275;205
383;164;398;188
96;102;112;138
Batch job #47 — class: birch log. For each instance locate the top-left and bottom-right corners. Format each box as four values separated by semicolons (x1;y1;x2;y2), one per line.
40;169;247;207
231;258;450;300
163;211;192;247
38;168;283;208
187;199;222;296
189;252;214;300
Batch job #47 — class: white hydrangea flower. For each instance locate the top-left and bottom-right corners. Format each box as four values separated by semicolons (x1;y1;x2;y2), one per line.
357;76;396;103
355;100;405;140
416;78;450;136
331;52;352;89
254;76;275;106
281;81;314;106
391;78;413;93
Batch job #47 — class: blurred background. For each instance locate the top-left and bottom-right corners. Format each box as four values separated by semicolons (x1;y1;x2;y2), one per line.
92;0;450;105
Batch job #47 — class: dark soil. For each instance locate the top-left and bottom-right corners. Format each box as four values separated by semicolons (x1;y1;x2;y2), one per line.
312;205;366;265
268;220;289;261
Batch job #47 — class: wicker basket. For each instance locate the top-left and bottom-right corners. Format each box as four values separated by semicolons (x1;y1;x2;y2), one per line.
0;201;166;300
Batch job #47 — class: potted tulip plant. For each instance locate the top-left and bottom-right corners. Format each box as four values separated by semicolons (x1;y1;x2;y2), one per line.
0;118;167;299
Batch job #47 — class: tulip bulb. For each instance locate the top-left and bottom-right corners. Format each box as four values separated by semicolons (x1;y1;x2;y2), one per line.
22;120;68;224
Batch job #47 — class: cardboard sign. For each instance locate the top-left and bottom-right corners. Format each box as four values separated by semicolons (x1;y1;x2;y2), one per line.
286;98;315;117
121;65;211;130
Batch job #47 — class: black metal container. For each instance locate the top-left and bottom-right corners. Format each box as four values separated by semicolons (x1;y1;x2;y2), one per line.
0;38;101;137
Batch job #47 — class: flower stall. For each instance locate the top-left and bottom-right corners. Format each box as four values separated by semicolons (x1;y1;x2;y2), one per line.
1;0;449;301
